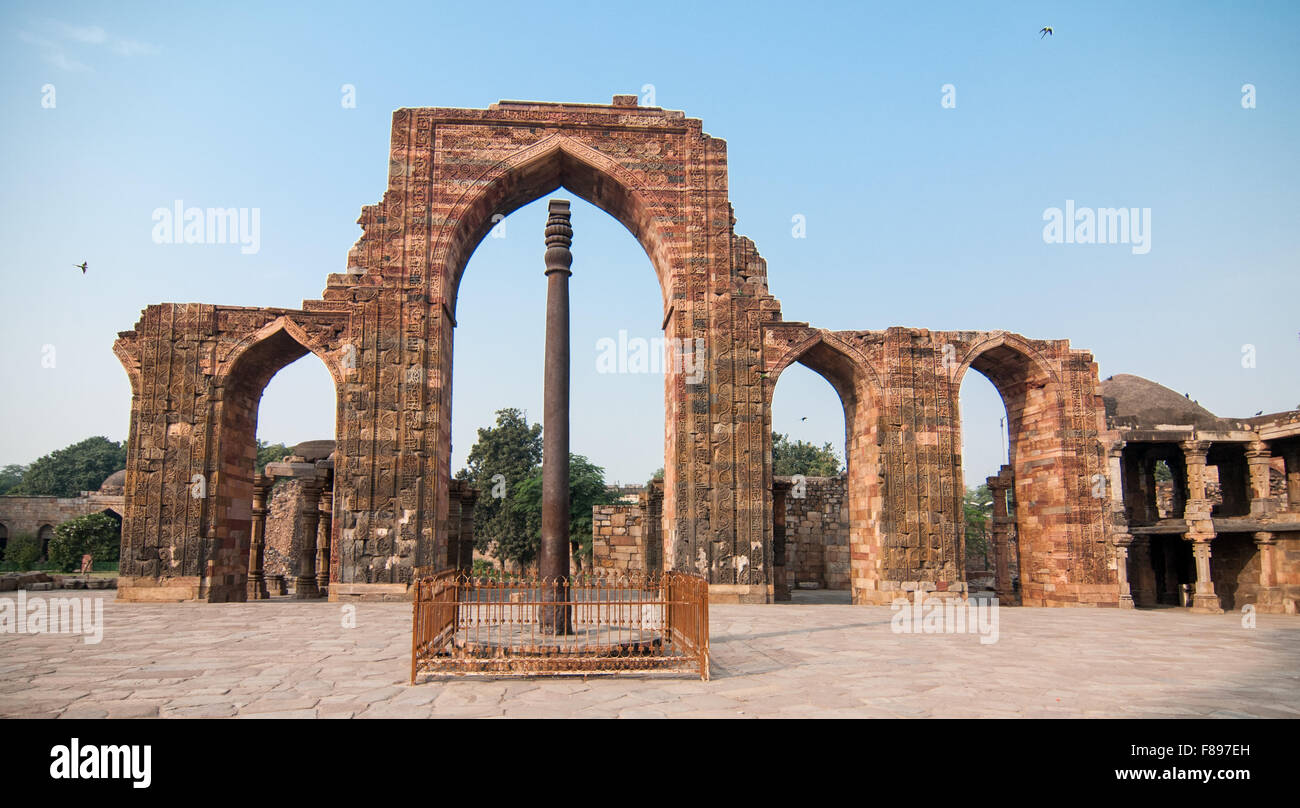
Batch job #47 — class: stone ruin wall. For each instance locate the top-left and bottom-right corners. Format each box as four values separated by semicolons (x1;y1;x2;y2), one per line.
110;98;1125;606
262;479;308;581
592;505;646;574
778;475;850;591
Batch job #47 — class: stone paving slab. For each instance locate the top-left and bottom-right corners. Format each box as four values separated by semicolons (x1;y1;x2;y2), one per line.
1;592;1297;718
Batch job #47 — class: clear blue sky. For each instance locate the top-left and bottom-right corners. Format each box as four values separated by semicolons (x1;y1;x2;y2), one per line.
2;1;1297;489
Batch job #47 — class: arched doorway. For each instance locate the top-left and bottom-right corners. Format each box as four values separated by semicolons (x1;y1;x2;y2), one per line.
37;524;55;562
450;195;666;577
434;137;684;581
764;331;886;605
208;319;342;602
957;365;1018;602
954;336;1079;606
769;363;849;602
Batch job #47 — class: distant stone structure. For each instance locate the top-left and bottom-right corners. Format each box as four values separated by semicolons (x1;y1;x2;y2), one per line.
0;471;125;560
1102;374;1300;613
109;96;1298;611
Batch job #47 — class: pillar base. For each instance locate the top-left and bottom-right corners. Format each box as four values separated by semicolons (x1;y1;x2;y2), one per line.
1118;594;1135;609
1190;594;1223;614
293;576;321;599
247;573;270;600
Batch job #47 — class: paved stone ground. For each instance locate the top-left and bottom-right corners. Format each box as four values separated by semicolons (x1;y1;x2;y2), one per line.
2;592;1298;718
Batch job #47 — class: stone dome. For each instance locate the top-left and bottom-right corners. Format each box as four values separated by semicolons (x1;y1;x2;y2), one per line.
1099;374;1222;429
99;469;127;494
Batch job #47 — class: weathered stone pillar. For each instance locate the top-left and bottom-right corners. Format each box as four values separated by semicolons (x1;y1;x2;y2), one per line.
987;467;1019;602
295;478;324;599
1188;536;1223;613
1181;440;1216;546
247;473;272;599
1113;533;1135;609
1246;442;1275;518
1254;531;1279;611
316;476;333;593
539;199;573;633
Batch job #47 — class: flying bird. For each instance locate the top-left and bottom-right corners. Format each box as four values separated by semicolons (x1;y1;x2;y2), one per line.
1039;26;1053;38
801;417;808;421
75;261;87;273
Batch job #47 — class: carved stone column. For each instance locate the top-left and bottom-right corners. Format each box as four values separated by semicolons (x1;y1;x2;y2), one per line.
1113;533;1135;608
316;475;333;593
294;477;324;599
1188;536;1223;613
987;468;1014;601
1181;440;1216;550
1246;442;1275;518
247;473;272;599
1254;531;1279;611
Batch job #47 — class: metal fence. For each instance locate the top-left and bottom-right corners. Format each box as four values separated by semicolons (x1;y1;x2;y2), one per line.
411;570;709;682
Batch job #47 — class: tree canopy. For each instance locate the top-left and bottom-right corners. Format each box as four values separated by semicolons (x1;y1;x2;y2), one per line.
455;408;544;558
0;464;27;495
963;483;992;561
9;437;126;497
255;440;293;474
504;454;616;566
772;432;842;477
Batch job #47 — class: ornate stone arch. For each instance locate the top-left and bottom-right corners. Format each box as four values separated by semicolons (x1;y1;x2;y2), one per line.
432;133;685;316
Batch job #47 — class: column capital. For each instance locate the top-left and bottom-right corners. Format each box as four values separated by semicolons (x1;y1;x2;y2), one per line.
1179;439;1210;458
1245;440;1271;459
543;199;573;276
1253;530;1276;545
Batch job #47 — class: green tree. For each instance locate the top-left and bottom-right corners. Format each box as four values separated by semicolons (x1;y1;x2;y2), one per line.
13;437;126;497
772;432;842;476
0;464;27;495
505;454;616;568
4;533;43;571
255;440;293;474
455;408;544;558
963;484;992;563
1154;460;1173;483
49;513;122;572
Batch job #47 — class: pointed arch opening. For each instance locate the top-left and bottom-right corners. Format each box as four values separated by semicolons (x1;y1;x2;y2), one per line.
766;333;885;605
207;320;342;602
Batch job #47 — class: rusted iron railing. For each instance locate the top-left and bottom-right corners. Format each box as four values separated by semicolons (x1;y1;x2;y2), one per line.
411;570;709;682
